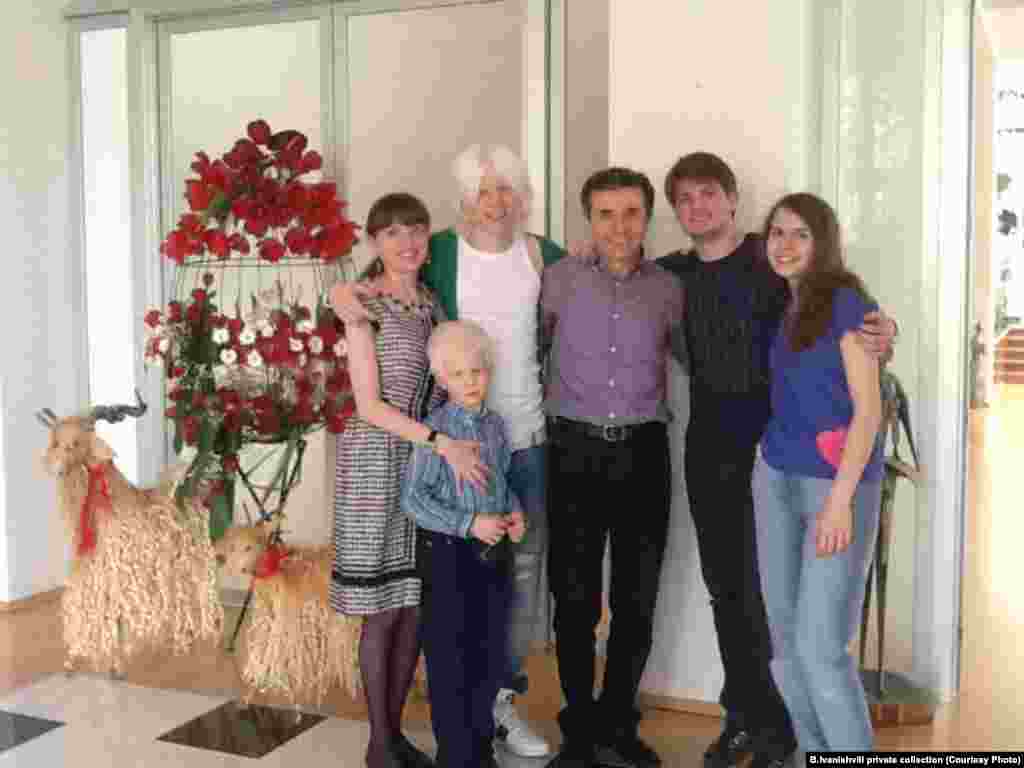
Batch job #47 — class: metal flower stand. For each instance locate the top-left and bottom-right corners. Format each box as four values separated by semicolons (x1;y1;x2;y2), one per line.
858;371;939;725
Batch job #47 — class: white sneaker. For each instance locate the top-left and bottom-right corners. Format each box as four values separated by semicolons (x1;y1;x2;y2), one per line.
493;688;552;757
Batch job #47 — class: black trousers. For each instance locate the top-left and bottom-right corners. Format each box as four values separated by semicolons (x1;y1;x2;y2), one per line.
684;417;794;745
547;420;671;741
418;529;510;768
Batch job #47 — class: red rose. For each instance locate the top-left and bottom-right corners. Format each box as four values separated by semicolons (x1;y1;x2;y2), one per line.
168;301;183;322
284;226;311;256
169;387;188;402
172;366;186;378
228;233;250;255
256;409;281;436
227;317;243;336
259;239;285;263
247;120;272;146
205;229;230;259
293;398;315;425
161;230;191;264
144;309;162;328
297;151;323;175
191;288;208;304
165;406;177;419
185;180;214;212
222;454;240;474
182;415;200;445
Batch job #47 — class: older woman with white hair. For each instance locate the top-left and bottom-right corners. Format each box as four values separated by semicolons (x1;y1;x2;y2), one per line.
334;144;564;759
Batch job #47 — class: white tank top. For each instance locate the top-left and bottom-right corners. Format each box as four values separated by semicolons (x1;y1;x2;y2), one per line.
457;236;544;450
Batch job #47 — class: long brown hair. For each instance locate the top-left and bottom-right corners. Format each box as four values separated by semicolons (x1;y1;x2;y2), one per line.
763;193;868;352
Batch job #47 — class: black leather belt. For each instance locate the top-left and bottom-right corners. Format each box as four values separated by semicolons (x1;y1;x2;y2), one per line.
550;416;660;443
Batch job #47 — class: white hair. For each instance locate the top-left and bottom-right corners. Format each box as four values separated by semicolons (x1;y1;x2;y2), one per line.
427;320;494;377
452;144;531;206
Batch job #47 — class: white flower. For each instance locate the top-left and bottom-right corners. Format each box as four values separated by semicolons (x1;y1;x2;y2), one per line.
247;350;264;368
157;337;170;353
213;364;231;386
333;339;348;357
299;353;308;368
308;336;324;355
239;327;257;346
297;319;315;334
212;327;230;345
289;337;304;353
220;348;238;366
260;323;275;338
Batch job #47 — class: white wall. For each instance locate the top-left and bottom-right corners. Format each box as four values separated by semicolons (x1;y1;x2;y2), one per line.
0;0;78;601
604;0;822;704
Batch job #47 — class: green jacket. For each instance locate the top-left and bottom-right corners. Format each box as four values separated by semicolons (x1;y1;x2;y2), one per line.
422;228;565;320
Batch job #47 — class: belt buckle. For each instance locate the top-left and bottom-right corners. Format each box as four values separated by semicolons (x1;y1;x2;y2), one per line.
601;424;628;442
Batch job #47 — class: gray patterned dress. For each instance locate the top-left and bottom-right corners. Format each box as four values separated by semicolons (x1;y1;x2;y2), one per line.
330;291;444;615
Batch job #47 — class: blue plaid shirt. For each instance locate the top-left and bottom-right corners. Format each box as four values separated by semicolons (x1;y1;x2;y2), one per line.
401;402;521;539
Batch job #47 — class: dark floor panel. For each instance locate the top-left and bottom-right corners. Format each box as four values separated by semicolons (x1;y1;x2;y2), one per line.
157;700;325;759
0;710;64;754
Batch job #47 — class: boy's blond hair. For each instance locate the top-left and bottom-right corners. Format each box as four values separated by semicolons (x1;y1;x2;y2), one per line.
427;320;494;378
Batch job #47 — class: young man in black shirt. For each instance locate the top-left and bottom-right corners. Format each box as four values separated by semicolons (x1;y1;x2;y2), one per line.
657;153;894;768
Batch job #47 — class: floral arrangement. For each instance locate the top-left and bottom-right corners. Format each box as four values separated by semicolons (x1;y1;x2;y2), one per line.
142;121;359;539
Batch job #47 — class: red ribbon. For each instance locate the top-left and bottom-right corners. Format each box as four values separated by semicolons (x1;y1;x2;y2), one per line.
78;463;112;556
252;544;290;579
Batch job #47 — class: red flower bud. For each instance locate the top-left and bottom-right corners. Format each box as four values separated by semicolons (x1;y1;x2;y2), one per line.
192;288;208;304
227;317;243;336
172;366;186;378
222;454;240;474
247;120;272;146
168;301;183;323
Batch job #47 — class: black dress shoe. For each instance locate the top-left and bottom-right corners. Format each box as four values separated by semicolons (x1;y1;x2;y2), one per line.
546;741;596;768
703;724;754;768
392;734;436;768
594;732;661;768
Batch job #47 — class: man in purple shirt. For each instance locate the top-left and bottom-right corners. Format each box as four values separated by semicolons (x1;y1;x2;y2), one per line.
541;167;685;768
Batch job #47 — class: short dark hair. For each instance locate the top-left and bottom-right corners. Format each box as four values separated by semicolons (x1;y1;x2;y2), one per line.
365;192;431;238
581;167;655;221
663;152;738;206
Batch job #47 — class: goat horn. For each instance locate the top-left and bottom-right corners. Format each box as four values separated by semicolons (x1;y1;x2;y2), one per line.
89;388;148;425
36;411;56;428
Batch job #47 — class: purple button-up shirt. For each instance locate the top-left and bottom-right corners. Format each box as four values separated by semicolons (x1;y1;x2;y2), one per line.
541;256;686;426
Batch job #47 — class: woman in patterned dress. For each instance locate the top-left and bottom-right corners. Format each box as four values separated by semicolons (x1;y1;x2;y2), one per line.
329;193;487;768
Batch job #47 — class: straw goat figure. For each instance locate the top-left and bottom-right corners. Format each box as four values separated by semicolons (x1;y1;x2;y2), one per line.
38;392;223;676
214;522;362;707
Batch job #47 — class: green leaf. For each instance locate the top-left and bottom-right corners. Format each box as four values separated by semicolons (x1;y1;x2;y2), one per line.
209;492;232;541
198;418;214;453
173;419;184;455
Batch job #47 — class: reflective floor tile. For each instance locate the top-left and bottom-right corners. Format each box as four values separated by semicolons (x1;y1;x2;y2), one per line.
0;710;63;754
0;674;229;739
157;701;325;759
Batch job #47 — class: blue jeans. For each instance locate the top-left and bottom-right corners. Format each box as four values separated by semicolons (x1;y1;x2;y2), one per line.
752;455;880;752
504;444;548;690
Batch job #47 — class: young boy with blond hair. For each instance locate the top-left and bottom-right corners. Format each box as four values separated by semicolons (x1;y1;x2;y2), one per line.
402;319;526;768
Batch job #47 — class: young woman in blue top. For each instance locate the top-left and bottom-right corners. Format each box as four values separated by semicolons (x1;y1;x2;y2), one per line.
752;192;883;754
